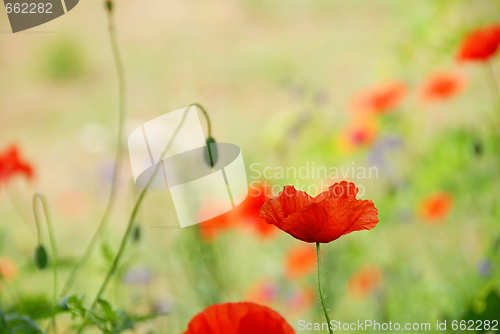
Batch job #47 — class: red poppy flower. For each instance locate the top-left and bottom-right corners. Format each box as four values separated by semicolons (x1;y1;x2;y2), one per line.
457;25;500;62
285;244;317;279
419;72;466;102
419;192;453;224
347;265;382;298
0;145;33;184
183;302;295;334
351;81;406;114
260;181;379;243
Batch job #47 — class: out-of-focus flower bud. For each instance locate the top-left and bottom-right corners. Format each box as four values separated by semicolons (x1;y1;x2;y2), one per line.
204;137;218;167
34;245;48;270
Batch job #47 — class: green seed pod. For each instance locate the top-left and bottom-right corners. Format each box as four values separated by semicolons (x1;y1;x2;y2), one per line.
34;245;49;270
204;137;218;168
133;225;141;243
473;139;483;156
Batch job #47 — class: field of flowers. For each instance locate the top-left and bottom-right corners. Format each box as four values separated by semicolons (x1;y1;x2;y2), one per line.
0;0;500;333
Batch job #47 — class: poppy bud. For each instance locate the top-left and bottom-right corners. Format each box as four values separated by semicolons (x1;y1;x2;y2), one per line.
204;137;218;168
473;139;483;156
34;245;48;270
105;0;112;12
133;225;141;243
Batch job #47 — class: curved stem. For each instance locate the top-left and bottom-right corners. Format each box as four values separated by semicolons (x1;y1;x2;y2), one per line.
77;104;195;333
33;193;58;334
316;242;333;334
189;102;212;137
60;0;127;297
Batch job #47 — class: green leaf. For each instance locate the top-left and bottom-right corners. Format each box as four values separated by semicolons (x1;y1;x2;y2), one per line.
0;311;8;332
97;299;116;321
462;291;500;329
66;295;87;319
8;295;52;318
3;313;43;334
59;295;71;311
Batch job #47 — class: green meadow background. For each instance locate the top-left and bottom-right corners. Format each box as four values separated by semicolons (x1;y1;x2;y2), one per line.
0;0;499;332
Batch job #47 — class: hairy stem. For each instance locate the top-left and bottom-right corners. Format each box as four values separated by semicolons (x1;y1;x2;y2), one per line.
60;0;127;297
316;242;333;334
33;193;58;334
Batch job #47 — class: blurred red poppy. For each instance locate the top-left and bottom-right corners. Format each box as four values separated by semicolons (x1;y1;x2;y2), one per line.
260;181;379;243
238;183;278;239
0;257;18;291
0;257;18;282
457;25;500;62
351;81;406;114
347;265;382;298
419;192;453;224
198;209;233;242
340;119;378;152
198;183;278;241
419;72;466;102
285;244;317;279
0;145;33;185
183;302;295;334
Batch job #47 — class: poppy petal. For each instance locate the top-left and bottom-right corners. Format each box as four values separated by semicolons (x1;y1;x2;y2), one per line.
279;186;314;218
184;302;295;334
282;198;378;243
260;186;313;230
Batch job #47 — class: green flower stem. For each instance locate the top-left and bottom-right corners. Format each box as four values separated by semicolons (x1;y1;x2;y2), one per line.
60;0;127;297
3;185;36;239
190;102;212;137
0;275;14;306
33;193;58;334
488;60;500;106
77;103;209;333
316;242;333;334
